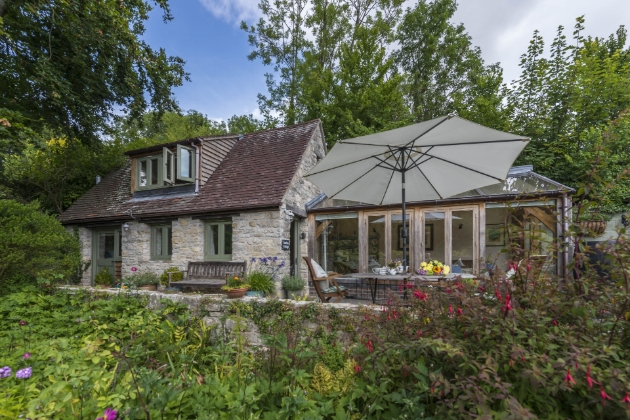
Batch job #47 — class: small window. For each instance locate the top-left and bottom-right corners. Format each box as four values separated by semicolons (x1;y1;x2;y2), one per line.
205;220;232;260
151;224;173;260
137;155;162;190
177;144;195;182
163;147;174;184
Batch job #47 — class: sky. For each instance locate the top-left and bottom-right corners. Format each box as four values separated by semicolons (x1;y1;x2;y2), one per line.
141;0;630;122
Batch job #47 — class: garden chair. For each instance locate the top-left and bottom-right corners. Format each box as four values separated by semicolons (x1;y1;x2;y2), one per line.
303;257;348;303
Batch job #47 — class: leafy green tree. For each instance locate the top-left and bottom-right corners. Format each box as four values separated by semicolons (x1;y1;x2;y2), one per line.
395;0;508;128
0;200;80;292
2;136;124;214
227;114;270;134
508;18;630;212
0;0;187;144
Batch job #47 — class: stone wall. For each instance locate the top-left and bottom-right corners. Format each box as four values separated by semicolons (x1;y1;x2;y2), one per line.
283;124;326;283
120;216;206;279
66;226;93;286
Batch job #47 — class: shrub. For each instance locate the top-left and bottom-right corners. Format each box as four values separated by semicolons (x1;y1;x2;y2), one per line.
0;200;80;292
160;266;183;286
281;275;305;291
125;272;159;287
246;270;274;294
93;268;113;286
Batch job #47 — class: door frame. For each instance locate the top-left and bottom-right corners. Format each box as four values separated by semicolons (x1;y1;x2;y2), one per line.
92;228;122;284
289;218;301;277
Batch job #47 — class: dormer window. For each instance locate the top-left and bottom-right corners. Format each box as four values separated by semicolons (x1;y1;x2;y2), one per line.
135;145;196;191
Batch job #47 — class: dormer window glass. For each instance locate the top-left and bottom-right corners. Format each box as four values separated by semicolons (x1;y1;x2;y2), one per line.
135;145;196;191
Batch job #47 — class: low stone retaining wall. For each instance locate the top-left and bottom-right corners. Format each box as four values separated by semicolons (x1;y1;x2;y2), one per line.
64;287;373;346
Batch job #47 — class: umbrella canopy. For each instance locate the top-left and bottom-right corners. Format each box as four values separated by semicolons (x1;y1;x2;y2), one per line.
305;115;529;269
306;115;529;205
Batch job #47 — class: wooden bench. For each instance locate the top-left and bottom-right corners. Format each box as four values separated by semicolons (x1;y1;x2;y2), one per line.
168;261;247;293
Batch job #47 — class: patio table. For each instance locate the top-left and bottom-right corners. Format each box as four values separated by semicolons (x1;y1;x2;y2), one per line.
346;273;478;304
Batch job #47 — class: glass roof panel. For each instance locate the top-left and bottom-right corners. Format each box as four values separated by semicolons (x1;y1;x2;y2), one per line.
479;174;561;195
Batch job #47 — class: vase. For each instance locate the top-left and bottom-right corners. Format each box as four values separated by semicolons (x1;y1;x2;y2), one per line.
138;285;157;291
245;290;264;298
226;287;248;299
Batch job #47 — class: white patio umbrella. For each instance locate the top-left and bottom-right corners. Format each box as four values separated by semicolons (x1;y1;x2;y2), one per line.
305;115;529;269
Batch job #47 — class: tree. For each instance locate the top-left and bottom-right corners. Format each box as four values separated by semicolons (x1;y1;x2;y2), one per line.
2;136;124;214
0;0;187;145
508;18;630;212
0;200;81;292
395;0;508;128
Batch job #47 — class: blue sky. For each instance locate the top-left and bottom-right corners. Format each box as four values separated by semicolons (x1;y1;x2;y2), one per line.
141;0;630;122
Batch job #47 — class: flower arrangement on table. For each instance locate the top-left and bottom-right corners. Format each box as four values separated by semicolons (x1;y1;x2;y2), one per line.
417;260;450;276
387;259;402;269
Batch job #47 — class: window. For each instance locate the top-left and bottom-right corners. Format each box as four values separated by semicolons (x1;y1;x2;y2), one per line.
151;224;173;259
205;220;232;260
315;213;359;274
136;146;196;191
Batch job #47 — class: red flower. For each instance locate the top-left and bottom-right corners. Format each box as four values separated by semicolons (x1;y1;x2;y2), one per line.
495;290;502;302
354;364;361;373
503;294;512;313
622;392;630;404
398;284;404;292
600;387;613;406
586;365;596;388
364;315;370;321
552;319;558;326
19;320;26;326
456;306;463;316
449;304;453;317
365;340;373;353
416;330;423;337
413;290;427;301
564;369;576;387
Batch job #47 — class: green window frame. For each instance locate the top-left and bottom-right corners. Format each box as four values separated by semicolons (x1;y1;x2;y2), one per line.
177;144;195;182
137;155;163;190
204;220;232;260
151;224;173;260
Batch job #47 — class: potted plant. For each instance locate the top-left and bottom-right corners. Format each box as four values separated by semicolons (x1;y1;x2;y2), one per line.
245;271;274;297
222;275;249;298
417;260;450;276
281;275;305;300
131;272;160;291
94;268;114;289
577;213;609;236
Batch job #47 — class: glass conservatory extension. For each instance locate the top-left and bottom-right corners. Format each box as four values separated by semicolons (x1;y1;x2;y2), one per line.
306;166;573;276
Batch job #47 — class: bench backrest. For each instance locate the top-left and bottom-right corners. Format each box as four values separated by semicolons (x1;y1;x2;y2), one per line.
187;261;247;280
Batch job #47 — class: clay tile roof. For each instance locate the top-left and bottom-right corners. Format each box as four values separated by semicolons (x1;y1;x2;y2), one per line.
59;120;322;224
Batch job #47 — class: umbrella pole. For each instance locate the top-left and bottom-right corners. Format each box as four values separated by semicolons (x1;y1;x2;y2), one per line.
402;168;407;273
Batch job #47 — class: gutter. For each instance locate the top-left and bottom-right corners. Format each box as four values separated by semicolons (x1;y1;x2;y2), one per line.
192;139;201;193
307;190;574;214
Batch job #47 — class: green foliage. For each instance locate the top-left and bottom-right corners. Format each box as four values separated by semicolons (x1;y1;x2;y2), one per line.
0;200;80;292
281;275;306;291
2;136;124;214
0;0;187;144
159;266;183;286
94;269;114;286
124;272;159;287
246;270;275;294
508;19;630;212
396;0;509;129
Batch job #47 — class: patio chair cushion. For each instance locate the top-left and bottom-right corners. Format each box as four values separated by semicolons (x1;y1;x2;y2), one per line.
311;259;327;278
322;285;347;294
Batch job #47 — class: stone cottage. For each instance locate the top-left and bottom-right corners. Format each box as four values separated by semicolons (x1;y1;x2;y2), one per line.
59;120;326;294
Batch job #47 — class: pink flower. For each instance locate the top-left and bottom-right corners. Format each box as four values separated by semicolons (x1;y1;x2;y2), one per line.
495;290;502;302
456;306;463;317
600;387;613;406
131;267;137;272
365;340;373;353
413;290;427;301
503;294;512;313
19;320;26;326
354;364;361;373
586;365;596;388
552;319;558;326
564;369;576;387
622;392;630;404
23;352;30;360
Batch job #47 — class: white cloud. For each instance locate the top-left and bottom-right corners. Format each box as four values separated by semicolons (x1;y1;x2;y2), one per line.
452;0;630;84
198;0;261;24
